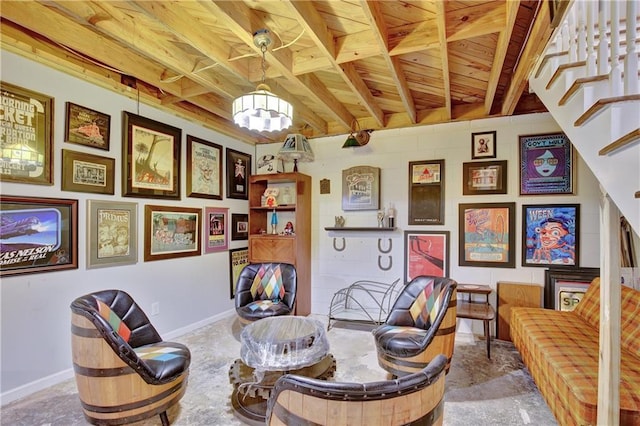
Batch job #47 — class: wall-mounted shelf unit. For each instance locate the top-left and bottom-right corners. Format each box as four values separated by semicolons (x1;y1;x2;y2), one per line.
324;227;396;232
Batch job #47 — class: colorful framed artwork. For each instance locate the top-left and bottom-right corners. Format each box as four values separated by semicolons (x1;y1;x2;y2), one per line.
404;230;450;282
0;82;54;185
471;131;496;159
122;111;181;199
408;159;445;225
229;247;249;299
61;149;115;195
144;205;201;261
458;202;516;268
342;165;381;211
226;148;251;200
519;132;574;195
86;200;137;269
544;267;599;310
0;195;78;276
522;204;580;268
64;102;110;150
462;160;507;195
231;213;248;241
204;207;228;253
186;135;222;200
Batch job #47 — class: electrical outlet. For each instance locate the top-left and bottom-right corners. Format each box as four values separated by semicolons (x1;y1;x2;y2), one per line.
151;302;160;316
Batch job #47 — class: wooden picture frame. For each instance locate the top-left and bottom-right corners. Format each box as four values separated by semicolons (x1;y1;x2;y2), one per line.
122;111;181;199
87;200;137;269
204;207;228;253
144;205;201;261
186;135;222;199
0;195;78;276
342;165;381;211
458;202;516;268
462;160;507;195
544;267;599;310
0;82;54;185
471;131;497;159
61;149;115;195
519;132;574;195
408;159;445;225
226;148;251;200
229;247;249;299
64;102;110;150
404;230;450;282
231;213;249;241
522;204;580;268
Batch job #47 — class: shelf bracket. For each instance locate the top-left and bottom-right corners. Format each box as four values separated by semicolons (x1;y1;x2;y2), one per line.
377;238;392;253
333;237;346;252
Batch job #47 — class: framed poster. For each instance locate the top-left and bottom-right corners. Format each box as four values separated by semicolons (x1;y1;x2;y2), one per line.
471;131;496;159
186;135;222;199
231;213;248;241
408;160;444;225
64;102;110;150
144;205;201;261
61;149;115;195
204;207;228;253
0;196;78;276
458;202;515;268
544;267;599;310
342;165;381;211
404;230;450;282
522;204;580;268
122;111;181;199
226;148;251;200
0;82;54;185
86;200;137;269
462;160;507;195
519;132;574;195
229;247;249;299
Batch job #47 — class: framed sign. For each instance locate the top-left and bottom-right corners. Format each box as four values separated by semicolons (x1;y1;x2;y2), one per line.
404;230;450;282
229;247;249;299
471;131;496;159
0;195;78;276
204;207;228;253
544;267;599;310
61;149;115;195
122;112;181;199
459;202;515;268
519;132;574;195
522;204;580;268
342;165;381;211
462;160;507;195
64;102;110;150
186;135;222;199
87;200;137;269
408;160;444;225
144;205;201;261
0;82;54;185
231;213;248;241
226;148;251;199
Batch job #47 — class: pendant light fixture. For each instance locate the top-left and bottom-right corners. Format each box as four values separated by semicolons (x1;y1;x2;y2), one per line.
342;120;373;148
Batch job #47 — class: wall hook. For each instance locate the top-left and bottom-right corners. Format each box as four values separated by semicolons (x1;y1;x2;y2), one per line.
333;237;346;252
378;238;392;253
378;255;392;271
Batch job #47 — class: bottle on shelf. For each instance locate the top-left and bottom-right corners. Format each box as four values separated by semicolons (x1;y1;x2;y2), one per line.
271;209;278;235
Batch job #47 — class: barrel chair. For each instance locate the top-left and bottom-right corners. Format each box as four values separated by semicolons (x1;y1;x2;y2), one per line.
266;353;448;426
70;290;190;426
234;262;297;325
373;276;457;377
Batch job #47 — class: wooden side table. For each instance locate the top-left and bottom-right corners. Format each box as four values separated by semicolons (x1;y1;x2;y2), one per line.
456;284;495;358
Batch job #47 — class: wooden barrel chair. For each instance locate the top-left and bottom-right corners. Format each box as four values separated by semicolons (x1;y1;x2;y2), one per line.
266;353;448;426
373;276;457;377
70;289;190;425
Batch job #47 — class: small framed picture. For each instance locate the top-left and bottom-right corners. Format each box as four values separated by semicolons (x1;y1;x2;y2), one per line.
226;148;251;200
471;131;496;159
522;204;580;268
144;205;201;261
404;230;450;282
204;207;228;253
62;149;115;195
231;213;249;241
64;102;111;150
229;247;249;299
462;160;507;195
87;200;137;269
342;165;381;211
186;135;222;200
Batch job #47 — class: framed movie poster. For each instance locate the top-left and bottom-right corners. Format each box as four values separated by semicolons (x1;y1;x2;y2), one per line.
204;206;228;253
231;213;248;241
522;204;579;268
0;196;78;276
404;230;450;282
0;82;54;185
342;165;381;211
87;200;137;269
61;149;115;195
408;160;444;225
144;205;201;261
226;148;251;200
519;132;574;195
471;131;496;159
186;135;222;199
462;160;507;195
64;102;110;150
458;202;515;268
229;247;249;299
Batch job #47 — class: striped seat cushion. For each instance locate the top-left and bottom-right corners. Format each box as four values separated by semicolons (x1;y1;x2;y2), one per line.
134;342;191;382
250;264;286;301
96;299;131;342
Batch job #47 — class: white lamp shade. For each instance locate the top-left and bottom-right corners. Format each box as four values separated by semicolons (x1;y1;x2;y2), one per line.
278;134;314;163
232;89;293;132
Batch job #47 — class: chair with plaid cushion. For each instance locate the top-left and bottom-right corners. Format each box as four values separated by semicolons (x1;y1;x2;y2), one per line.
70;290;190;426
373;276;457;378
234;262;297;325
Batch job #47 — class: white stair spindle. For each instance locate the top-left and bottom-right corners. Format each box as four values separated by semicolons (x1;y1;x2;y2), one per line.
578;1;587;62
609;1;622;96
624;0;639;95
587;0;597;76
569;6;578;62
598;0;610;75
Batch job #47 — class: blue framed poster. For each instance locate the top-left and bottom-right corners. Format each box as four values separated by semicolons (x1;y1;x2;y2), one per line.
522;204;580;268
519;133;574;195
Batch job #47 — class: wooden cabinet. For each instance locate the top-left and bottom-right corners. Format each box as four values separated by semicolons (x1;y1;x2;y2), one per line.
496;281;542;341
248;172;311;315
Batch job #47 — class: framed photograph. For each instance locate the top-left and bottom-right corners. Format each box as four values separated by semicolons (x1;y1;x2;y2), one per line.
0;82;54;185
122;111;181;199
87;200;137;269
544;267;599;310
226;148;251;200
0;195;78;276
204;207;228;253
186;135;222;199
64;102;110;150
522;204;580;268
231;213;249;241
342;165;381;211
61;149;115;195
229;247;249;299
408;160;445;225
471;131;496;159
458;202;516;268
462;160;507;195
404;230;450;282
144;205;201;262
519;132;574;195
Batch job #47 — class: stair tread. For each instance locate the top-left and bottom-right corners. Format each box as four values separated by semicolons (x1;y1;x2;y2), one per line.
546;61;587;90
599;128;640;156
535;51;568;78
574;94;640;127
558;74;609;106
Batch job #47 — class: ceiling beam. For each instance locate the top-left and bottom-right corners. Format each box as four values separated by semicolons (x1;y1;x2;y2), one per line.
435;1;452;120
446;2;506;42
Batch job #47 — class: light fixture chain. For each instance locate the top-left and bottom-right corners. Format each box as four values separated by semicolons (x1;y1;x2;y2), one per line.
261;44;267;84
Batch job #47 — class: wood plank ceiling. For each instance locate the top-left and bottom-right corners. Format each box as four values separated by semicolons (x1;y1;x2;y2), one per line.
0;1;551;144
